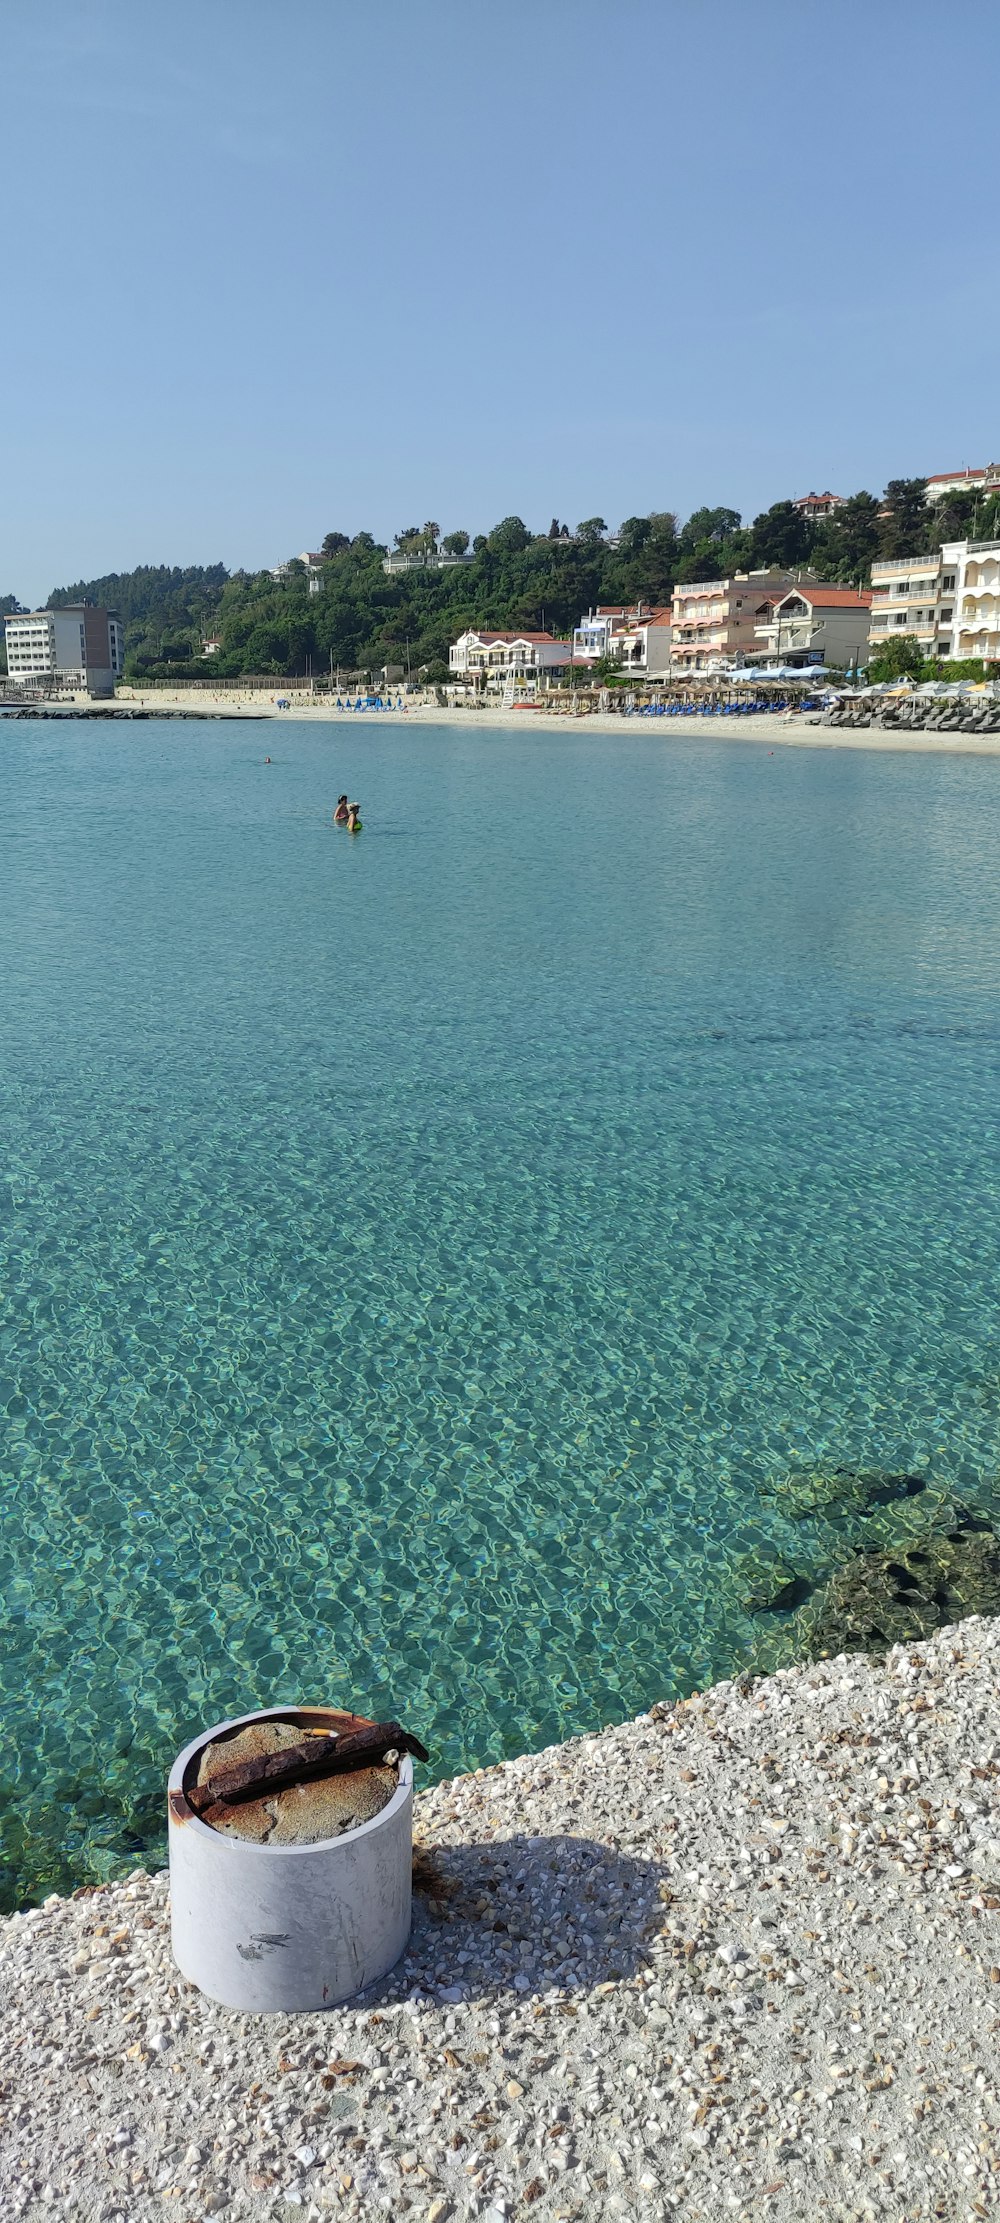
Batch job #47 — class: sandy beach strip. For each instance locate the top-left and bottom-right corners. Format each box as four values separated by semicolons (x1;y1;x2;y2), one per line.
101;689;1000;754
5;1617;1000;2221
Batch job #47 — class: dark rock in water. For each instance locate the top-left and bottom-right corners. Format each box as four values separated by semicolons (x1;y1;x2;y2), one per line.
766;1465;926;1520
859;1472;926;1508
801;1519;1000;1659
751;1573;816;1616
949;1504;994;1535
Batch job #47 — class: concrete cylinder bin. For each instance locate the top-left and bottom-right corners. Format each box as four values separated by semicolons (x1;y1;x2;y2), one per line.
168;1705;415;2012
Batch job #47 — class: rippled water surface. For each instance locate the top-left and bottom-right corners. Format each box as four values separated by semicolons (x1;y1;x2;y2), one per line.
2;716;1000;1905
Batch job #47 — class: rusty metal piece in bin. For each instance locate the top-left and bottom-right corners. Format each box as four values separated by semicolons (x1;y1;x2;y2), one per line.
186;1720;430;1818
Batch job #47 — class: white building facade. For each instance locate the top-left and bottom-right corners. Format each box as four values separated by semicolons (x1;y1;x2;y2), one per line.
448;630;570;691
608;613;672;677
572;607;628;662
925;466;1000;503
571;605;671;674
4;605;125;694
950;541;1000;662
867;540;1000;664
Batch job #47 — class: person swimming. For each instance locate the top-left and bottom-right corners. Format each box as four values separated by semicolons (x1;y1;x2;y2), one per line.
333;795;349;824
346;802;362;831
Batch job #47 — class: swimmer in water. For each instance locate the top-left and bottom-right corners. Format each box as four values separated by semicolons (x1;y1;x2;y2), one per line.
346;802;362;832
333;794;349;824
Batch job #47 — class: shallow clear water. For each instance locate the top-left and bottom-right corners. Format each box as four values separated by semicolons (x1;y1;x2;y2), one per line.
2;716;1000;1907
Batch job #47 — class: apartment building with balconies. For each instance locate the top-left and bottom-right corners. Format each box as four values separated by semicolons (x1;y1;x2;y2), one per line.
868;539;1000;664
572;604;671;675
670;570;795;673
572;608;631;662
868;544;971;662
950;541;1000;662
610;610;672;677
868;555;949;657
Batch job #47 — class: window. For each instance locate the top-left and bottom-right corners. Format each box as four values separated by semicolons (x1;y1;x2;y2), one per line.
942;574;956;591
894;614;908;626
939;609;952;622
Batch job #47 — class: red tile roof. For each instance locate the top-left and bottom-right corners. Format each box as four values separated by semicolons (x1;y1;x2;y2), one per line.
777;586;872;609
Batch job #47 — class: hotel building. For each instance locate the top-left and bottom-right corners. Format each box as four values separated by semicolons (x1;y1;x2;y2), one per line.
868;540;1000;664
3;605;125;694
670;570;796;674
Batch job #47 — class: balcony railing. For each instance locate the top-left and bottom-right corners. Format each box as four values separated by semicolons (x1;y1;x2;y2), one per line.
870;560;939;578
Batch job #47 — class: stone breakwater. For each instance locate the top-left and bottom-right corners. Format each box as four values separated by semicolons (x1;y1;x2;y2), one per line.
6;1624;1000;2223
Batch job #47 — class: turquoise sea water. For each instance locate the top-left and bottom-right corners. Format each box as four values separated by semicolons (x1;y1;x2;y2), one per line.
2;716;1000;1908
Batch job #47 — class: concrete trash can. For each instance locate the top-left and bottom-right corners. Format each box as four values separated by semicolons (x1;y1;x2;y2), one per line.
168;1705;413;2011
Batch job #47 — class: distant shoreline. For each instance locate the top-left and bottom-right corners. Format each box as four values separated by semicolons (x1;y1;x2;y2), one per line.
8;688;1000;754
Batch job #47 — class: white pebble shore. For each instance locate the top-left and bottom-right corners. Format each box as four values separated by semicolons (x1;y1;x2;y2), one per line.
6;1619;1000;2223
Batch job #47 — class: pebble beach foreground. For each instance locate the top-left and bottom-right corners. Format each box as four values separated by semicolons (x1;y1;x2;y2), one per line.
6;1626;1000;2223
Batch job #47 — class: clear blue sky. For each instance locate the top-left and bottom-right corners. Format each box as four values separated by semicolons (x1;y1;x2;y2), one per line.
3;0;999;604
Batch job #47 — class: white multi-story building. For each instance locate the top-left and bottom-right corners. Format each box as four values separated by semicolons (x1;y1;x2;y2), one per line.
3;605;125;694
925;465;1000;503
606;611;672;677
867;539;1000;663
448;629;570;691
572;604;671;674
867;554;949;658
572;607;630;662
950;541;1000;662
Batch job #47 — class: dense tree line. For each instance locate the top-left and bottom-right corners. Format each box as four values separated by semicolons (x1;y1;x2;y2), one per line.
47;565;229;664
40;481;1000;682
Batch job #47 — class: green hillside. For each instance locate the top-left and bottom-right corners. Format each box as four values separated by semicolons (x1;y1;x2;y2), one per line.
42;481;1000;682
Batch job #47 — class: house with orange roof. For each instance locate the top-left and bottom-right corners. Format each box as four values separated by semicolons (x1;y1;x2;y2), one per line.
753;584;872;669
925;465;1000;503
792;491;846;521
